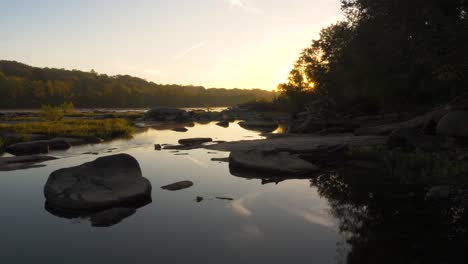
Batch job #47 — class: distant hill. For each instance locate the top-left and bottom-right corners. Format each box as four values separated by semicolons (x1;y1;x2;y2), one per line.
0;60;276;108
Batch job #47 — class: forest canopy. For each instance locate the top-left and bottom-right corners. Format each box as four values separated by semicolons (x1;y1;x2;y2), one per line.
278;0;468;114
0;60;275;108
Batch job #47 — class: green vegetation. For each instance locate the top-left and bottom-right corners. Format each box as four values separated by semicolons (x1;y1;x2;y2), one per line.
39;102;74;121
278;0;468;114
0;119;134;140
0;61;275;108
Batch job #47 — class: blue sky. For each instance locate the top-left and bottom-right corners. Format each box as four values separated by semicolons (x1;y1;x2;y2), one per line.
1;0;342;90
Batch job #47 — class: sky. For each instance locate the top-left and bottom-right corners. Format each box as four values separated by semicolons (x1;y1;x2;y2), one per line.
0;0;343;90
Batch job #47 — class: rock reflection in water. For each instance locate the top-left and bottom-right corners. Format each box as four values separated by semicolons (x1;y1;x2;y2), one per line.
311;168;468;264
45;198;152;227
229;163;318;185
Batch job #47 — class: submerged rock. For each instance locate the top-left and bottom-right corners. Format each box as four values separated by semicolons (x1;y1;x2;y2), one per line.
229;150;318;176
44;154;152;212
178;138;213;145
0;155;58;171
161;181;194;191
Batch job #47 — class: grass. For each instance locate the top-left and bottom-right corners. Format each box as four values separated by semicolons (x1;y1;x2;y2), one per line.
0;118;134;140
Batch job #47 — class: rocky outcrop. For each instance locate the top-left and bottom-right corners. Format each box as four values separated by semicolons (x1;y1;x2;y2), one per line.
436;111;468;138
229;150;318;176
44;154;152;212
144;107;191;122
354;110;446;136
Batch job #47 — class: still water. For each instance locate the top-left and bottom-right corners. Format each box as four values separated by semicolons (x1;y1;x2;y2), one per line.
0;122;347;264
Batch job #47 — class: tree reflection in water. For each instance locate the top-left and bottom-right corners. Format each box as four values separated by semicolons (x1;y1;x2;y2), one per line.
311;168;468;264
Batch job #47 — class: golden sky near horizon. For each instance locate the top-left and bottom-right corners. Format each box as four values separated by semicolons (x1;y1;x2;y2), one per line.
0;0;343;90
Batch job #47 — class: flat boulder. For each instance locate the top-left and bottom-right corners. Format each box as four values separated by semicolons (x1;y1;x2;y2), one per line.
161;181;194;191
436;111;468;138
229;150;318;176
178;138;213;145
44;154;152;212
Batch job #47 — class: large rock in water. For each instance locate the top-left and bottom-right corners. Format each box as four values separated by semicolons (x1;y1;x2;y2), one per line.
229;150;318;176
436;111;468;138
44;154;152;212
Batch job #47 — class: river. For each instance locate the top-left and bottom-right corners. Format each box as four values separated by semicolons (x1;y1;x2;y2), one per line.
0;121;348;264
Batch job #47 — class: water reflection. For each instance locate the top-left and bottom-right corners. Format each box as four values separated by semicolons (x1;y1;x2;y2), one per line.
45;198;152;227
311;168;468;264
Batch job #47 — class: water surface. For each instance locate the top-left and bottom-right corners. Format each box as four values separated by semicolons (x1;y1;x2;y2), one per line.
0;122;347;264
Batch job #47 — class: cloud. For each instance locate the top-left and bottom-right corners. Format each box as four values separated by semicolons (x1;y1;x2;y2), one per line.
230;192;260;217
173;41;208;61
227;0;261;14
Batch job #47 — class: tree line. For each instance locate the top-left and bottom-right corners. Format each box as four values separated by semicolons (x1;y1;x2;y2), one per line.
0;60;275;108
278;0;468;114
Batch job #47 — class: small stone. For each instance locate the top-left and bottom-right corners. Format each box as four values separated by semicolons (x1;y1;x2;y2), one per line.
172;127;188;132
161;181;194;191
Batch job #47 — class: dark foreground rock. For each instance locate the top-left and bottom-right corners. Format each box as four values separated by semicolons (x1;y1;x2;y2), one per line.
0;155;58;171
436;111;468;138
178;138;213;145
229;150;318;176
44;154;152;212
161;181;194;191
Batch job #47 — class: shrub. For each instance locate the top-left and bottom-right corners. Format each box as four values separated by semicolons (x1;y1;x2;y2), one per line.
40;105;64;121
